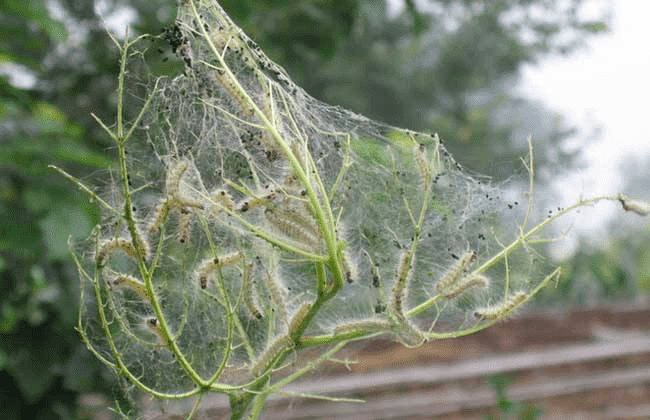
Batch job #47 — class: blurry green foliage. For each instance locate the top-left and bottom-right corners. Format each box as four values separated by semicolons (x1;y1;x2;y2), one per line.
537;225;650;305
486;373;543;420
0;2;113;419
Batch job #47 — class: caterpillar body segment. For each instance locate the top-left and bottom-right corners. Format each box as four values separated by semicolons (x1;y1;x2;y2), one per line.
209;188;235;214
197;251;245;289
276;205;320;239
148;159;211;235
165;159;189;197
96;237;139;267
250;335;293;376
435;251;476;296
288;303;311;333
177;209;193;244
110;274;149;300
163;158;205;209
242;262;263;320
237;195;272;213
147;198;171;234
474;291;528;321
264;207;320;250
264;268;288;325
440;273;490;299
391;320;425;347
333;319;391;337
391;249;414;318
132;224;152;261
340;249;358;283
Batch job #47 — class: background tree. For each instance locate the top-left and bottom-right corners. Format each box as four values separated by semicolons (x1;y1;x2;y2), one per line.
0;0;609;418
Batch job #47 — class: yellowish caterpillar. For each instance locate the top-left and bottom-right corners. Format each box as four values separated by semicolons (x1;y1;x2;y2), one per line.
236;195;272;213
197;251;245;289
288;303;311;333
435;251;476;295
210;188;235;212
177;208;193;244
110;274;149;300
281;205;320;238
391;320;425;347
333;319;390;336
242;262;263;320
133;225;152;261
264;207;320;249
213;68;255;116
340;249;358;283
165;159;189;197
440;273;490;299
209;25;239;53
250;335;293;376
264;268;288;325
391;249;413;317
96;237;138;267
147;198;171;233
474;291;528;320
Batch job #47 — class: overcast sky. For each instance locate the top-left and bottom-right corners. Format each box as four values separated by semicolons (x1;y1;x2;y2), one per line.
520;1;650;187
517;0;650;253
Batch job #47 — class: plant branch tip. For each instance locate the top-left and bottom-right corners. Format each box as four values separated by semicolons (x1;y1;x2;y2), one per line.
618;194;650;216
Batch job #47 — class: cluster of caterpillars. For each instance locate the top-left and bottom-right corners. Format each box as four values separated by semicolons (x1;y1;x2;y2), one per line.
94;144;330;355
328;140;529;345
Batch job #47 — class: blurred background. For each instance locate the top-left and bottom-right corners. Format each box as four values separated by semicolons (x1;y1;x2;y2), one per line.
1;0;649;418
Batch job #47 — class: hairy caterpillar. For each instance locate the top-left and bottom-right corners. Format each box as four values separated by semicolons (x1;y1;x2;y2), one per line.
264;268;288;325
147;197;203;235
242;262;263;320
96;237;139;267
250;335;293;376
334;319;390;336
163;159;205;209
340;249;358;283
440;273;490;299
147;198;171;233
213;65;255;116
110;274;149;300
474;291;527;320
391;249;414;317
197;251;245;289
209;188;235;213
288;303;311;333
165;159;189;197
276;205;320;239
264;207;320;249
236;194;273;213
177;208;193;244
391;319;425;347
435;251;476;296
